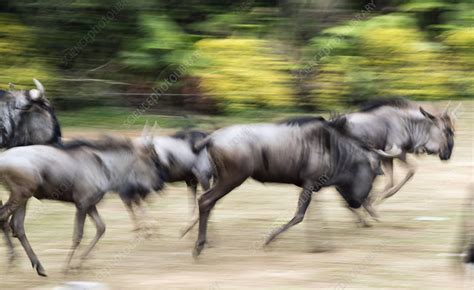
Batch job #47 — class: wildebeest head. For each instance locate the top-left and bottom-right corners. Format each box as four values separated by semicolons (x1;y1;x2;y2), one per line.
419;106;456;161
0;79;61;148
135;133;166;192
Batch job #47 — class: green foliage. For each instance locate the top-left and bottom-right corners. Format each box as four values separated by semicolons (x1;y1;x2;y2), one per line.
193;38;294;112
0;14;56;88
307;13;470;109
0;0;472;115
119;14;193;72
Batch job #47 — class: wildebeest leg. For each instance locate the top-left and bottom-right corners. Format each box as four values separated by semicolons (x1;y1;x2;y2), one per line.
193;177;245;257
338;176;374;227
348;207;371;227
10;202;47;277
0;201;15;265
363;201;380;222
124;199;141;232
180;177;201;238
186;178;199;217
80;205;106;262
65;208;87;272
264;186;313;245
382;158;394;190
367;158;393;207
181;172;213;238
379;158;416;201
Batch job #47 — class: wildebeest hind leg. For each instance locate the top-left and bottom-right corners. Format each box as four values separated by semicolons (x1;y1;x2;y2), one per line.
193;177;245;257
265;186;313;246
65;208;87;273
80;206;106;262
10;203;47;277
0;201;15;265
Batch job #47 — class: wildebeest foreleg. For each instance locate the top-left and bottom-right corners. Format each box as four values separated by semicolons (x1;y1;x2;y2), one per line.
186;178;199;218
379;158;416;202
10;203;47;277
348;207;371;227
124;199;141;232
65;208;87;272
180;177;201;238
180;174;213;238
264;186;313;246
367;158;393;207
193;177;245;257
382;158;395;190
80;206;106;261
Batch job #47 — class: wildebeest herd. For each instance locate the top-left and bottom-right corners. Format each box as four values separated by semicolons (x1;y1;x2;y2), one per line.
0;79;470;277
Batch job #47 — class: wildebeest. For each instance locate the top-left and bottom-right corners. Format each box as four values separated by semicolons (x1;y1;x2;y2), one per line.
120;129;213;235
191;118;391;256
0;135;164;276
0;79;61;148
0;79;62;269
333;98;457;206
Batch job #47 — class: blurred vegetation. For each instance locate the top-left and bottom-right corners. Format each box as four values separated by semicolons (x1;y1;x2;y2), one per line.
0;0;472;117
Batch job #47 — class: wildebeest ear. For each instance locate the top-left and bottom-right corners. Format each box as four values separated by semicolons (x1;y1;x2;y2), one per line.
29;89;42;101
420;107;436;121
328;115;347;130
141;121;151;139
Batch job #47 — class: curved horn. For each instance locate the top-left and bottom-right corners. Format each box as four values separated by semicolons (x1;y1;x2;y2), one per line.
375;145;402;158
151;121;160;138
33;79;45;95
443;100;451;114
141;120;151;138
452;102;462;118
31;79;45;100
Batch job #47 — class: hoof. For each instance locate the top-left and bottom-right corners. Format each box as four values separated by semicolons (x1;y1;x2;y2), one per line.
356;221;372;228
34;263;47;277
193;242;205;258
264;234;277;246
361;222;372;228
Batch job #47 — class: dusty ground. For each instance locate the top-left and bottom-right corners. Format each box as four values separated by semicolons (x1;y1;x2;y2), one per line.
0;104;472;289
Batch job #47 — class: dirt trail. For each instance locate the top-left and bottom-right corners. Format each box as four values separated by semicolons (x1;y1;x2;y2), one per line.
0;104;472;289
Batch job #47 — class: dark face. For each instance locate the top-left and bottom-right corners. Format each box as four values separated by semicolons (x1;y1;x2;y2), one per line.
138;141;165;192
1;80;61;148
420;108;455;161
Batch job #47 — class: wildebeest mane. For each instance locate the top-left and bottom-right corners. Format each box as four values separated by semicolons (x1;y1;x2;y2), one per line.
326;124;372;175
280;116;326;127
172;130;208;147
327;114;374;152
58;135;134;152
359;97;411;112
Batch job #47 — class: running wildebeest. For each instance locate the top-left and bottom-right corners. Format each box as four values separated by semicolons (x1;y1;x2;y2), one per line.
0;79;62;268
120;129;213;235
332;98;457;206
0;79;61;148
191;118;393;256
0;135;164;276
